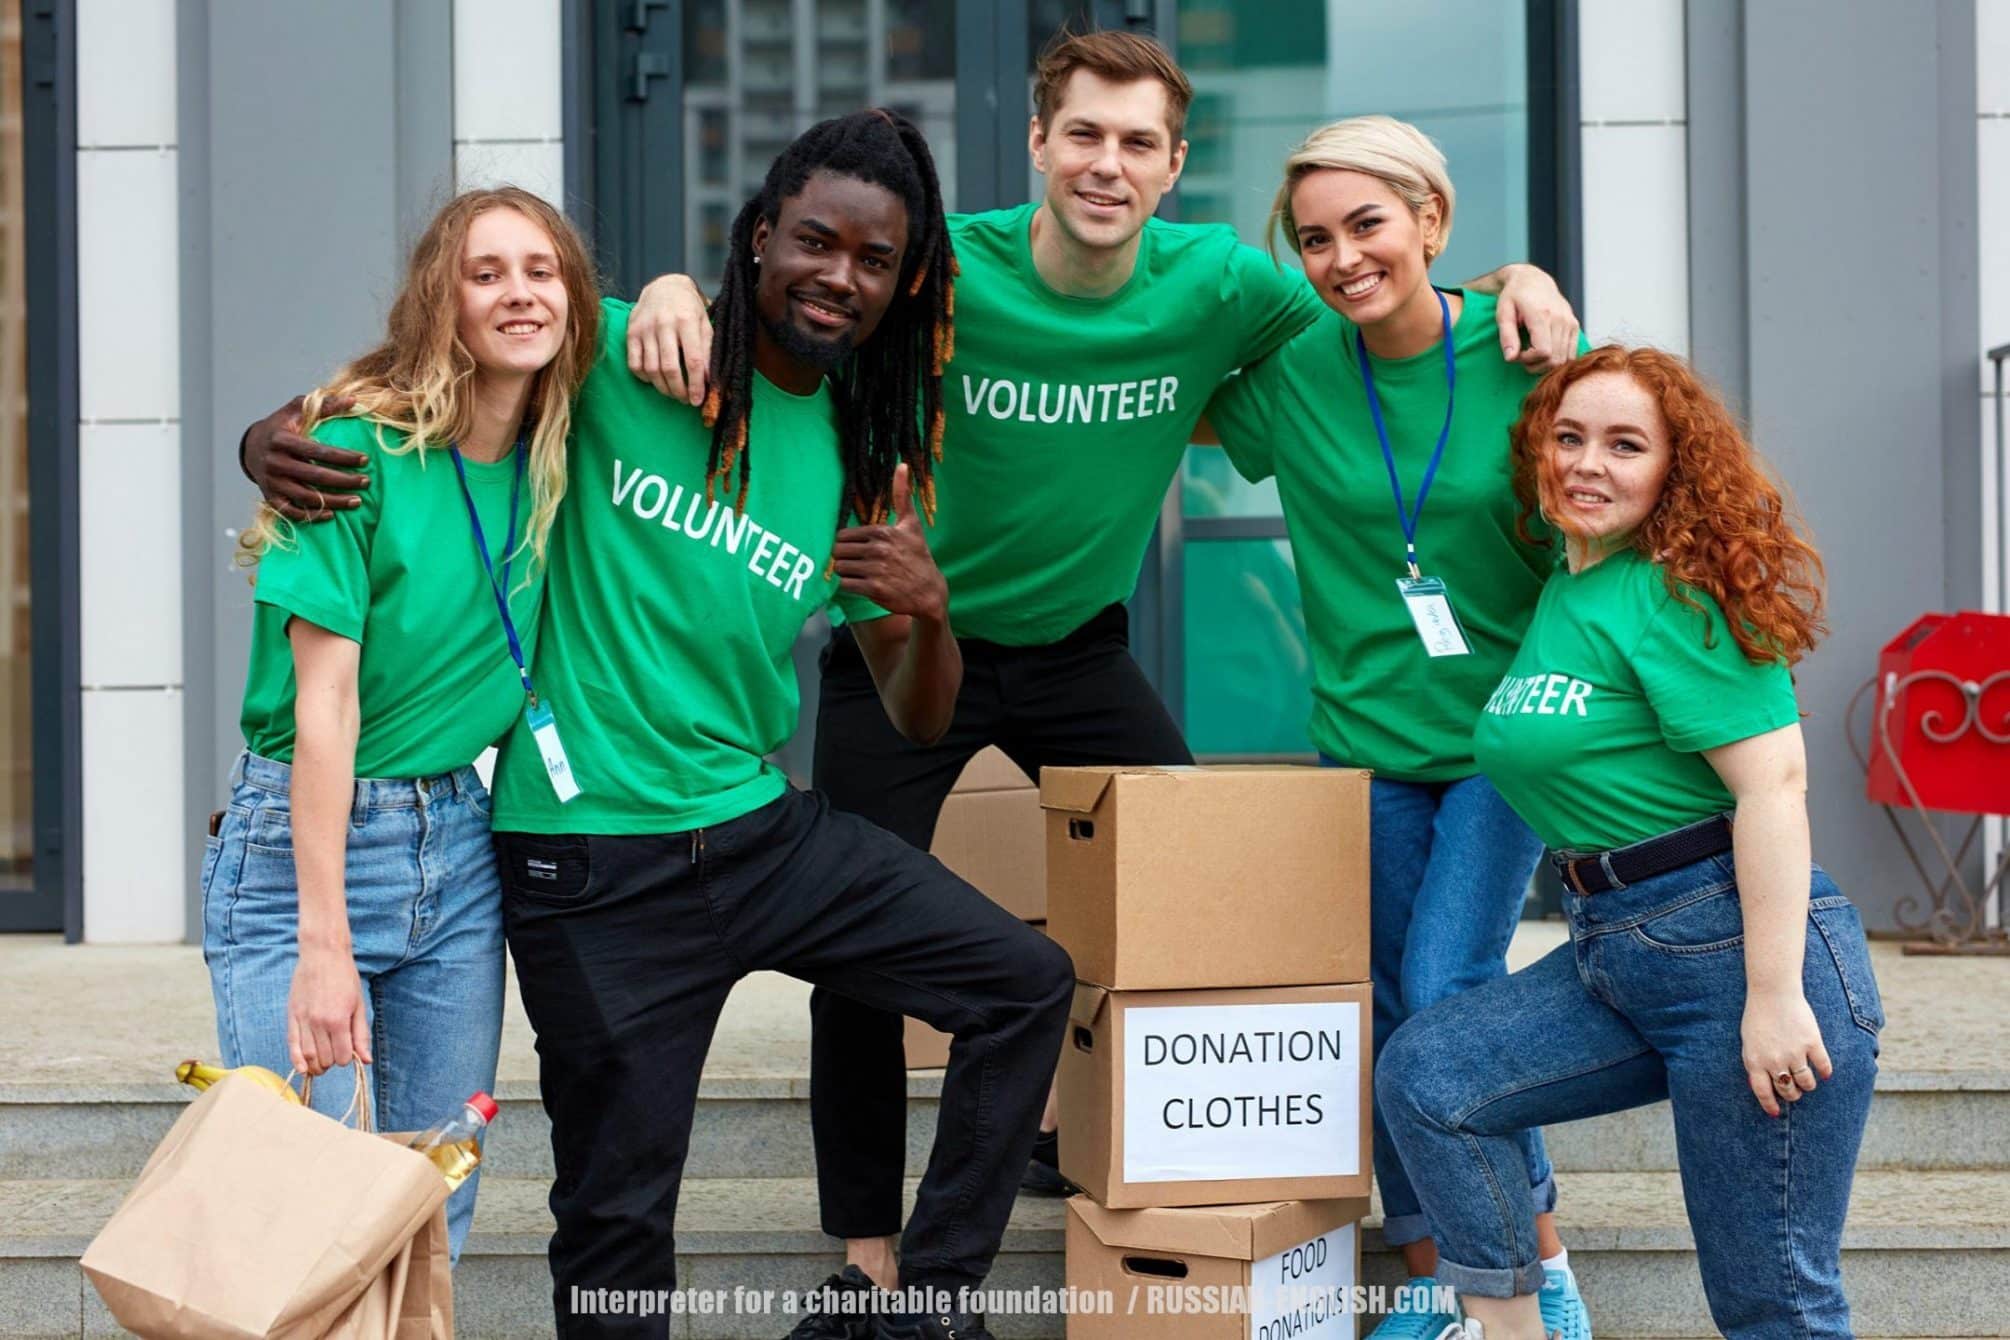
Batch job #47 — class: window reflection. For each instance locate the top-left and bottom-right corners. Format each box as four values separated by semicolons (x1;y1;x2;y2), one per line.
681;0;957;289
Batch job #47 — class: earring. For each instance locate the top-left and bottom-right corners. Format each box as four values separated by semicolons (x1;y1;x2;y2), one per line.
753;254;762;265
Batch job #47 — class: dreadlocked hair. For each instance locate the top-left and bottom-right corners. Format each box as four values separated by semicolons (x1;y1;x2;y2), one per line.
701;108;956;533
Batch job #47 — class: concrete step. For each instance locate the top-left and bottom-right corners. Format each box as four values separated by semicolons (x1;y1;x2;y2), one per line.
5;1171;2006;1338
6;1064;2004;1183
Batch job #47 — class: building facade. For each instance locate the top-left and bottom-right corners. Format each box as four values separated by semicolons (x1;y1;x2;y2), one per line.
7;0;2002;941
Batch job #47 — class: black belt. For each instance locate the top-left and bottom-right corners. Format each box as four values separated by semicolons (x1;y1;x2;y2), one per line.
1552;813;1735;896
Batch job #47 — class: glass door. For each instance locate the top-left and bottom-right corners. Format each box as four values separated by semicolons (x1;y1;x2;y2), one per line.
1169;0;1533;757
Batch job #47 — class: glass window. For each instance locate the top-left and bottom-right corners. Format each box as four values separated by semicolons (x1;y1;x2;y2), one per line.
1181;538;1313;756
681;0;957;293
1175;0;1529;755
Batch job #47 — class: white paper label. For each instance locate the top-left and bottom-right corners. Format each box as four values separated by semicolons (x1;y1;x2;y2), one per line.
529;711;582;803
1398;585;1472;658
1122;1000;1362;1185
1250;1223;1357;1340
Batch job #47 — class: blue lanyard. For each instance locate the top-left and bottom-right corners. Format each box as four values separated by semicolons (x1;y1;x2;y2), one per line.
448;442;534;704
1355;289;1455;579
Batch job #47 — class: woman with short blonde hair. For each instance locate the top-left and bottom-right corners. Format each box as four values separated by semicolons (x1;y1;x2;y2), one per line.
1201;113;1590;1339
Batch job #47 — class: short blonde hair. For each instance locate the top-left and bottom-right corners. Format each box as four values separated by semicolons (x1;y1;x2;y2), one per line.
1269;115;1456;263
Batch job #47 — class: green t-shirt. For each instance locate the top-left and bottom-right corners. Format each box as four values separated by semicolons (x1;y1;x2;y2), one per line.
240;416;543;778
875;204;1322;645
1205;291;1557;781
1473;547;1802;852
490;297;869;834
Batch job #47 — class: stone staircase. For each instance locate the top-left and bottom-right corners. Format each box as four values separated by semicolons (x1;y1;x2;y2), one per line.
2;927;2005;1338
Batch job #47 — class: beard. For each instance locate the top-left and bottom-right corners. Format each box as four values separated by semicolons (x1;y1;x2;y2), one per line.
759;304;857;372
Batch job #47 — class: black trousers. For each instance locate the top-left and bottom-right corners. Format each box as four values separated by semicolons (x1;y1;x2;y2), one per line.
496;791;1075;1339
809;603;1192;1238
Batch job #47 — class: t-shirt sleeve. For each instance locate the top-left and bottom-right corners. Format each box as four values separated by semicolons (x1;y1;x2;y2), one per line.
250;417;382;642
1202;359;1282;484
1222;241;1324;369
829;589;891;625
586;296;634;389
1632;576;1800;753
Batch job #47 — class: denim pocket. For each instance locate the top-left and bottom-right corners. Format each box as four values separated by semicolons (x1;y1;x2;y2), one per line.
499;834;592;903
200;834;224;891
1629;884;1744;954
1809;896;1884;1035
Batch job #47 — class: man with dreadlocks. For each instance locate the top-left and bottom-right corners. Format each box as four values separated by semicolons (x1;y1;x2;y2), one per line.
239;111;1070;1340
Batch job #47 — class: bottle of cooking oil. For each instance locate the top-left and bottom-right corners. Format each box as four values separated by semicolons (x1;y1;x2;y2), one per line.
405;1091;497;1189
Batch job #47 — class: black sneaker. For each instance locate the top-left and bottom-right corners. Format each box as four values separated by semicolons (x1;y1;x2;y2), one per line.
1017;1128;1080;1197
786;1265;879;1340
872;1308;995;1340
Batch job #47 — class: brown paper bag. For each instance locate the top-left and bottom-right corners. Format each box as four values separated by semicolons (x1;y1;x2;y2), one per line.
81;1072;451;1338
321;1203;452;1340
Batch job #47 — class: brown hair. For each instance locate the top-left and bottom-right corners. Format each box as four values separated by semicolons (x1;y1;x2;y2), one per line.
1033;28;1193;144
1510;345;1827;666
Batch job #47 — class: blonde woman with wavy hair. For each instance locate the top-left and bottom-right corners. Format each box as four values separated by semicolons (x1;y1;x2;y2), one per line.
204;186;599;1263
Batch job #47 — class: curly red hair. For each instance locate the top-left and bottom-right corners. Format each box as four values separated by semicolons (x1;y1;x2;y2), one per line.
1509;345;1826;665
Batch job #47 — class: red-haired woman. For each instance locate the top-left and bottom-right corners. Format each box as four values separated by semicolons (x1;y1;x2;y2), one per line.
1375;346;1881;1340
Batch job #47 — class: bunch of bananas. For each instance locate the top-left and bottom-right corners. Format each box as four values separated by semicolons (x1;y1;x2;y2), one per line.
175;1060;305;1105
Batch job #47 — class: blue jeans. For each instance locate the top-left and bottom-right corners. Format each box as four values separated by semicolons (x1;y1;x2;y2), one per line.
1376;854;1881;1337
200;752;506;1263
1333;767;1557;1249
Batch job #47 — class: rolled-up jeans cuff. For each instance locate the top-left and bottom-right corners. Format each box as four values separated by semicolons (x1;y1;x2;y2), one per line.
1379;1209;1433;1248
1437;1254;1547;1300
1529;1168;1559;1217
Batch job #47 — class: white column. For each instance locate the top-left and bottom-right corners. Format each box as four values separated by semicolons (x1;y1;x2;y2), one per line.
75;0;184;941
1977;0;2010;913
1577;0;1690;354
452;0;567;205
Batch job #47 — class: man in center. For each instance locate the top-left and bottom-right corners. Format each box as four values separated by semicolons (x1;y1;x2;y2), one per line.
629;30;1584;1337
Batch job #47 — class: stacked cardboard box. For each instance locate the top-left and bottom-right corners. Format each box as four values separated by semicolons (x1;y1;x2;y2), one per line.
903;748;1047;1069
1045;766;1375;1338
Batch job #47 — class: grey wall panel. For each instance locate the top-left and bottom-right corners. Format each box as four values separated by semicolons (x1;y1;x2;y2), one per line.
1740;2;1979;930
1686;0;1747;415
1936;1;1982;617
179;1;454;937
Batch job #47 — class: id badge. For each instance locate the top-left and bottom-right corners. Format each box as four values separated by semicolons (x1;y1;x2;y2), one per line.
526;701;582;803
1396;575;1473;658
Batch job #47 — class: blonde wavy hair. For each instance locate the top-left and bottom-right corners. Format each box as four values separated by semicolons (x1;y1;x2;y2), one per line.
239;186;601;579
1269;114;1456;264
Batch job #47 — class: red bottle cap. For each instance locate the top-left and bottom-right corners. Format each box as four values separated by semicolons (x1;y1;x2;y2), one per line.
468;1091;499;1123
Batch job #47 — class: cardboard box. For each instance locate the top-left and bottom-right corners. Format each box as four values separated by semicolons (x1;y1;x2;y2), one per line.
931;788;1046;922
954;745;1034;792
905;922;1048;1069
1065;1196;1368;1340
1059;982;1372;1208
1042;766;1371;990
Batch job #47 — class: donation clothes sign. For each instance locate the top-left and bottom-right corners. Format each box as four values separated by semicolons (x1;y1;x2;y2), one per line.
1123;1000;1363;1185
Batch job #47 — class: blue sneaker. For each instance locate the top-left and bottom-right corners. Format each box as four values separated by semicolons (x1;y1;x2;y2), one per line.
1367;1277;1463;1340
1537;1268;1592;1340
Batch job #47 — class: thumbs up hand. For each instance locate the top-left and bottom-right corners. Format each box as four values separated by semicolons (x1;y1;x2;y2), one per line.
832;463;948;622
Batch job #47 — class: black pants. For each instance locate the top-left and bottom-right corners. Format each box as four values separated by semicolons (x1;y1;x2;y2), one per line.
496;792;1075;1339
809;603;1192;1238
